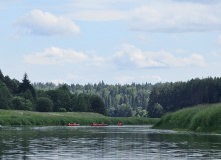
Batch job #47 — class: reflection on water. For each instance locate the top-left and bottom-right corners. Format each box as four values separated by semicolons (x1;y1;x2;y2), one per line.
0;125;221;159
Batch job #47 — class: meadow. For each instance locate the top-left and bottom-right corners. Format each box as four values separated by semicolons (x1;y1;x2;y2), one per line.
0;109;159;126
153;103;221;133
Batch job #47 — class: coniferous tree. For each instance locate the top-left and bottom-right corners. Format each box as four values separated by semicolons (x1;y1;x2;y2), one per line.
0;69;4;82
18;73;36;99
90;95;106;115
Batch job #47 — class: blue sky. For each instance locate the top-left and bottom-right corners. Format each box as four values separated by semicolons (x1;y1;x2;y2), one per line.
1;0;221;85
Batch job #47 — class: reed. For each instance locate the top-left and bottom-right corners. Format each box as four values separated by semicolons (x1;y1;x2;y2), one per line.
0;109;159;126
153;103;221;133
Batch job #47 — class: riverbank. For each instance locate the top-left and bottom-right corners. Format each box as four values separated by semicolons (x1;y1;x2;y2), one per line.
153;103;221;133
0;109;159;126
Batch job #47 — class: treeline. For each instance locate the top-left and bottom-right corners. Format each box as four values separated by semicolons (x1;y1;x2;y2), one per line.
0;70;106;115
148;77;221;118
33;81;153;117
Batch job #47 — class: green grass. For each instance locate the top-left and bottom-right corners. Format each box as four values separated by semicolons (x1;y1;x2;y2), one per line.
153;103;221;133
0;109;159;126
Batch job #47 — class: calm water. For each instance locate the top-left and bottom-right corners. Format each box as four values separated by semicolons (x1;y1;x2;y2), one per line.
0;125;221;160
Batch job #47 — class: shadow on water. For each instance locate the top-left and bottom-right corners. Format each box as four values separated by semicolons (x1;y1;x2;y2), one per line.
0;125;221;159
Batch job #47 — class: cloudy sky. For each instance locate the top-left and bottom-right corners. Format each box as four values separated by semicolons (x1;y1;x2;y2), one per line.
1;0;221;85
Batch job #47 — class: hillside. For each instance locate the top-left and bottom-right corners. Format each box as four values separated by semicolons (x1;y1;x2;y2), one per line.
153;103;221;133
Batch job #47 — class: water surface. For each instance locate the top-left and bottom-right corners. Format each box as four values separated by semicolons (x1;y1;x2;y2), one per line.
0;125;221;159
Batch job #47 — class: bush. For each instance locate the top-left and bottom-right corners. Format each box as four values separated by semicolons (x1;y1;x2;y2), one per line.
36;97;53;112
59;108;66;112
12;96;33;111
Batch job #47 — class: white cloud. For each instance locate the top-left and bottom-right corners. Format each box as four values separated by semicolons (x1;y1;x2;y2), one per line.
64;0;129;21
86;50;105;62
115;75;134;84
14;9;80;36
66;0;221;32
211;51;221;57
113;44;206;68
141;75;162;82
127;1;221;32
24;47;88;65
68;10;127;21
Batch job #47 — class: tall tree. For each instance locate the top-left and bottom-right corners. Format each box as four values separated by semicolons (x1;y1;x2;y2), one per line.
0;69;4;82
90;95;106;115
18;73;36;99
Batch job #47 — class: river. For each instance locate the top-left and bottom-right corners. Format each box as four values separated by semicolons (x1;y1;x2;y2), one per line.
0;125;221;159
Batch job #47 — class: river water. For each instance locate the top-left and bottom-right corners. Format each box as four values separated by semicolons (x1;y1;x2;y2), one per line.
0;125;221;160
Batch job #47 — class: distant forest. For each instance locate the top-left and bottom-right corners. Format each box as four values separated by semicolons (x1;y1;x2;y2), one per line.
1;69;221;118
33;81;153;117
0;69;152;117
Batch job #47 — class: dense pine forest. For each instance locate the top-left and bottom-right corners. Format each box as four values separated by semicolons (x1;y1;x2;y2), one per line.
33;81;153;117
1;68;221;118
148;77;221;118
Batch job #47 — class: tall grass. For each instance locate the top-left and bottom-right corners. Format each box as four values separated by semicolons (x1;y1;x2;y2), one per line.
0;110;159;126
153;103;221;133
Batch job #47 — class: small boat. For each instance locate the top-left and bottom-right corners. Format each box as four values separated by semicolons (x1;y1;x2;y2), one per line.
91;123;108;126
68;123;80;126
117;123;124;126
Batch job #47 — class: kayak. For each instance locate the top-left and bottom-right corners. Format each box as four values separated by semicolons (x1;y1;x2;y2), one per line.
91;123;108;126
117;123;124;126
68;123;80;126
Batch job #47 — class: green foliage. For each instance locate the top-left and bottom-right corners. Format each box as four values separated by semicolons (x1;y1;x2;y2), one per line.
36;89;49;98
115;104;133;117
0;80;12;109
154;103;221;133
90;95;106;115
152;103;163;118
46;85;72;112
12;96;33;111
135;107;148;117
148;77;221;118
0;69;5;82
34;81;152;117
35;97;53;112
18;73;36;99
75;94;89;112
4;76;19;95
58;108;66;112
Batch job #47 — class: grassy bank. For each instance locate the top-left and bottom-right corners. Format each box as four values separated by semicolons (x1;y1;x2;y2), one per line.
153;103;221;133
0;109;159;126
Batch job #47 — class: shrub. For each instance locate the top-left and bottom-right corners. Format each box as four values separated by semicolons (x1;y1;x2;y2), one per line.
36;97;53;112
59;108;66;112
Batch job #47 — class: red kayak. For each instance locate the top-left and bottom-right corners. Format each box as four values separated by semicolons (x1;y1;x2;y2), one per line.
91;123;108;126
68;123;80;126
117;123;124;126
